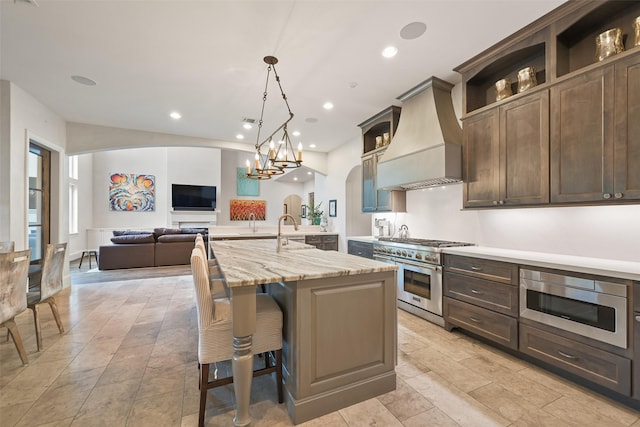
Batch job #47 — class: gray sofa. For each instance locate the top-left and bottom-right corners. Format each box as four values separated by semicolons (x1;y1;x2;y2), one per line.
98;228;207;270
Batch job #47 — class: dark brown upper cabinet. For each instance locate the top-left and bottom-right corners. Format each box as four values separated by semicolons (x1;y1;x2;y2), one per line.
456;0;640;208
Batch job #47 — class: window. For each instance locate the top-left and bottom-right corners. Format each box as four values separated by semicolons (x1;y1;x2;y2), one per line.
68;156;78;234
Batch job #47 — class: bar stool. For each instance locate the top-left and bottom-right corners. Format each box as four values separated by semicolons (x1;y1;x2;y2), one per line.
78;249;97;269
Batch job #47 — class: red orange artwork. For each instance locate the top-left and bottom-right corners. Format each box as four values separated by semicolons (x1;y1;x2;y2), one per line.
230;199;266;221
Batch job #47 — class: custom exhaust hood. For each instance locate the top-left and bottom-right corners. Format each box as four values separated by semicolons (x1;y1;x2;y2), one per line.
377;76;463;190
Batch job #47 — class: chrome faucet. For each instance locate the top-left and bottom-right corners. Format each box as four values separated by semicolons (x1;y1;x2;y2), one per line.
277;214;299;252
248;212;257;232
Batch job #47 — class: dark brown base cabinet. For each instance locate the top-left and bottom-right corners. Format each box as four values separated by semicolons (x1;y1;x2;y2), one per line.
456;1;640;208
520;323;631;396
443;254;639;406
443;255;519;350
305;234;338;251
347;240;373;259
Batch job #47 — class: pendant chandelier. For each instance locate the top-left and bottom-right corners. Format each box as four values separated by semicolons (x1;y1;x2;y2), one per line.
245;56;302;180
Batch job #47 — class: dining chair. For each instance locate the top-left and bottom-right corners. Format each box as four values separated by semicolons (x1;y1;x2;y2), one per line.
27;242;67;351
0;241;15;253
0;249;32;365
190;248;283;427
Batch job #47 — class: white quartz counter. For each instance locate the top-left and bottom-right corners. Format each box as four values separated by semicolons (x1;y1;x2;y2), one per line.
211;239;397;287
346;236;377;243
209;225;335;239
442;246;640;281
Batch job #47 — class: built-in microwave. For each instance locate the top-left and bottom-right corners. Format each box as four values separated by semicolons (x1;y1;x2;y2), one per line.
520;268;627;348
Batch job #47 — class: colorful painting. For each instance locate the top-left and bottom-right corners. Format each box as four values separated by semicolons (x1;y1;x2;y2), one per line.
109;173;155;211
230;199;266;221
237;167;259;196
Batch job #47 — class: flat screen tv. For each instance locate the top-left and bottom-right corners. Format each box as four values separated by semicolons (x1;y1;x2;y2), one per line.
171;184;217;211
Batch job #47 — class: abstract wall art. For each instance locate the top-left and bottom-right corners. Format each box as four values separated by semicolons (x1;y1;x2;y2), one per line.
230;199;266;221
109;173;156;212
236;167;259;196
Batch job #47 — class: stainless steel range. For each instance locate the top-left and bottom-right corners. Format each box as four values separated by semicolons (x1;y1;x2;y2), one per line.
373;238;474;326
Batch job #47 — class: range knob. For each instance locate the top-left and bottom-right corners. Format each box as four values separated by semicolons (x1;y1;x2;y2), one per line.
396;250;402;256
386;248;392;254
401;250;408;257
415;253;422;260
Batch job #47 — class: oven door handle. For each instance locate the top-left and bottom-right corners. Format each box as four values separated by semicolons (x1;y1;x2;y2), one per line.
401;260;442;272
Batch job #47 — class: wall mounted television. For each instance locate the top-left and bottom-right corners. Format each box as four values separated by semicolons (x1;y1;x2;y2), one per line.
171;184;217;211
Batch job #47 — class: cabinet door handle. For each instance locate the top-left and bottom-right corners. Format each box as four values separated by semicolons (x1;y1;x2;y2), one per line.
493;200;499;205
614;192;623;199
470;289;482;295
603;193;612;199
635;315;640;322
470;266;482;271
558;350;578;360
469;317;482;323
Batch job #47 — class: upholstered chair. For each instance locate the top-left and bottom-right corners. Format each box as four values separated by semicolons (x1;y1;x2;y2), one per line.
195;234;227;299
27;242;66;351
190;248;283;427
0;241;15;253
0;249;31;365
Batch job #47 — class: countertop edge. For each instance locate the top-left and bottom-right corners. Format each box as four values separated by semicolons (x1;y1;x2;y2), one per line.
442;246;640;281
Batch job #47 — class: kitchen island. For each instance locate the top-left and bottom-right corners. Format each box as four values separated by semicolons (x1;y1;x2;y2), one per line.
210;239;398;425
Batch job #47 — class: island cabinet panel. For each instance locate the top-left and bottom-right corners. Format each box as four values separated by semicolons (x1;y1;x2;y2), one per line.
269;270;397;424
614;54;640;201
520;323;631;396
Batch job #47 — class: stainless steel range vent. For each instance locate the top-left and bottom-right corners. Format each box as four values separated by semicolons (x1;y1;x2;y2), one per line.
377;77;462;190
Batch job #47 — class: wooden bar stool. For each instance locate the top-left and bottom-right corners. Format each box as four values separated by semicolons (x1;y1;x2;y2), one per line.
78;249;98;269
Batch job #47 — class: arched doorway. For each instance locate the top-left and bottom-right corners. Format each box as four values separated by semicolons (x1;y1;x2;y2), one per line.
345;165;371;236
283;194;302;225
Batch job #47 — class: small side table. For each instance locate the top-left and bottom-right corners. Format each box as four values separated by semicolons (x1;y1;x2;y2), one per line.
79;250;98;269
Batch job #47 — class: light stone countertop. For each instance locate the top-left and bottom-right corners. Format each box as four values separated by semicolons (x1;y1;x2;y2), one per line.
442;246;640;281
211;239;397;288
209;225;337;239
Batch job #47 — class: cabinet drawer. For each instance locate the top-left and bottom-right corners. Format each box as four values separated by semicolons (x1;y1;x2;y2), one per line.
322;235;338;243
444;297;518;350
347;241;373;259
305;235;322;244
444;255;517;284
520;324;631;396
444;272;518;316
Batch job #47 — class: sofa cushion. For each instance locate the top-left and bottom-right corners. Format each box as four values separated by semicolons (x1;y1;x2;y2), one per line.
112;230;152;237
179;227;208;235
153;227;182;240
111;233;155;244
157;234;197;243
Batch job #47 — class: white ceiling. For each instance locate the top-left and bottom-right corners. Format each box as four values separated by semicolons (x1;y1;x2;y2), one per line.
1;0;565;159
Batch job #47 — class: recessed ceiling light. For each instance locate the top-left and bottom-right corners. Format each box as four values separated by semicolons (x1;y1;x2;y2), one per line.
309;144;316;148
243;123;253;130
293;177;298;181
400;22;427;40
169;111;182;120
292;131;301;137
382;46;398;58
71;75;96;86
323;102;334;110
307;171;312;175
236;134;244;140
305;117;318;123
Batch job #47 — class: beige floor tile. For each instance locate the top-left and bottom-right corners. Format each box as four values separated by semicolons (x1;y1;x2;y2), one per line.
509;409;570;427
544;395;628;427
402;406;461;427
377;378;434;421
468;382;541;422
1;401;35;427
14;382;91;427
128;390;184;427
409;349;492;393
405;371;510;427
297;411;348;426
339;398;404;427
136;363;186;400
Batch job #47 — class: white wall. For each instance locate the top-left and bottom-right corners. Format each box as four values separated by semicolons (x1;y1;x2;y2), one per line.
91;147;221;228
218;150;305;226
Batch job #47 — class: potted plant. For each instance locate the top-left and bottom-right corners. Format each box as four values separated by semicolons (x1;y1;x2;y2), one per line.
302;202;323;225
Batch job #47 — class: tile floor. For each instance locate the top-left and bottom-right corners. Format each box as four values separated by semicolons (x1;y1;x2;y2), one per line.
1;264;640;426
